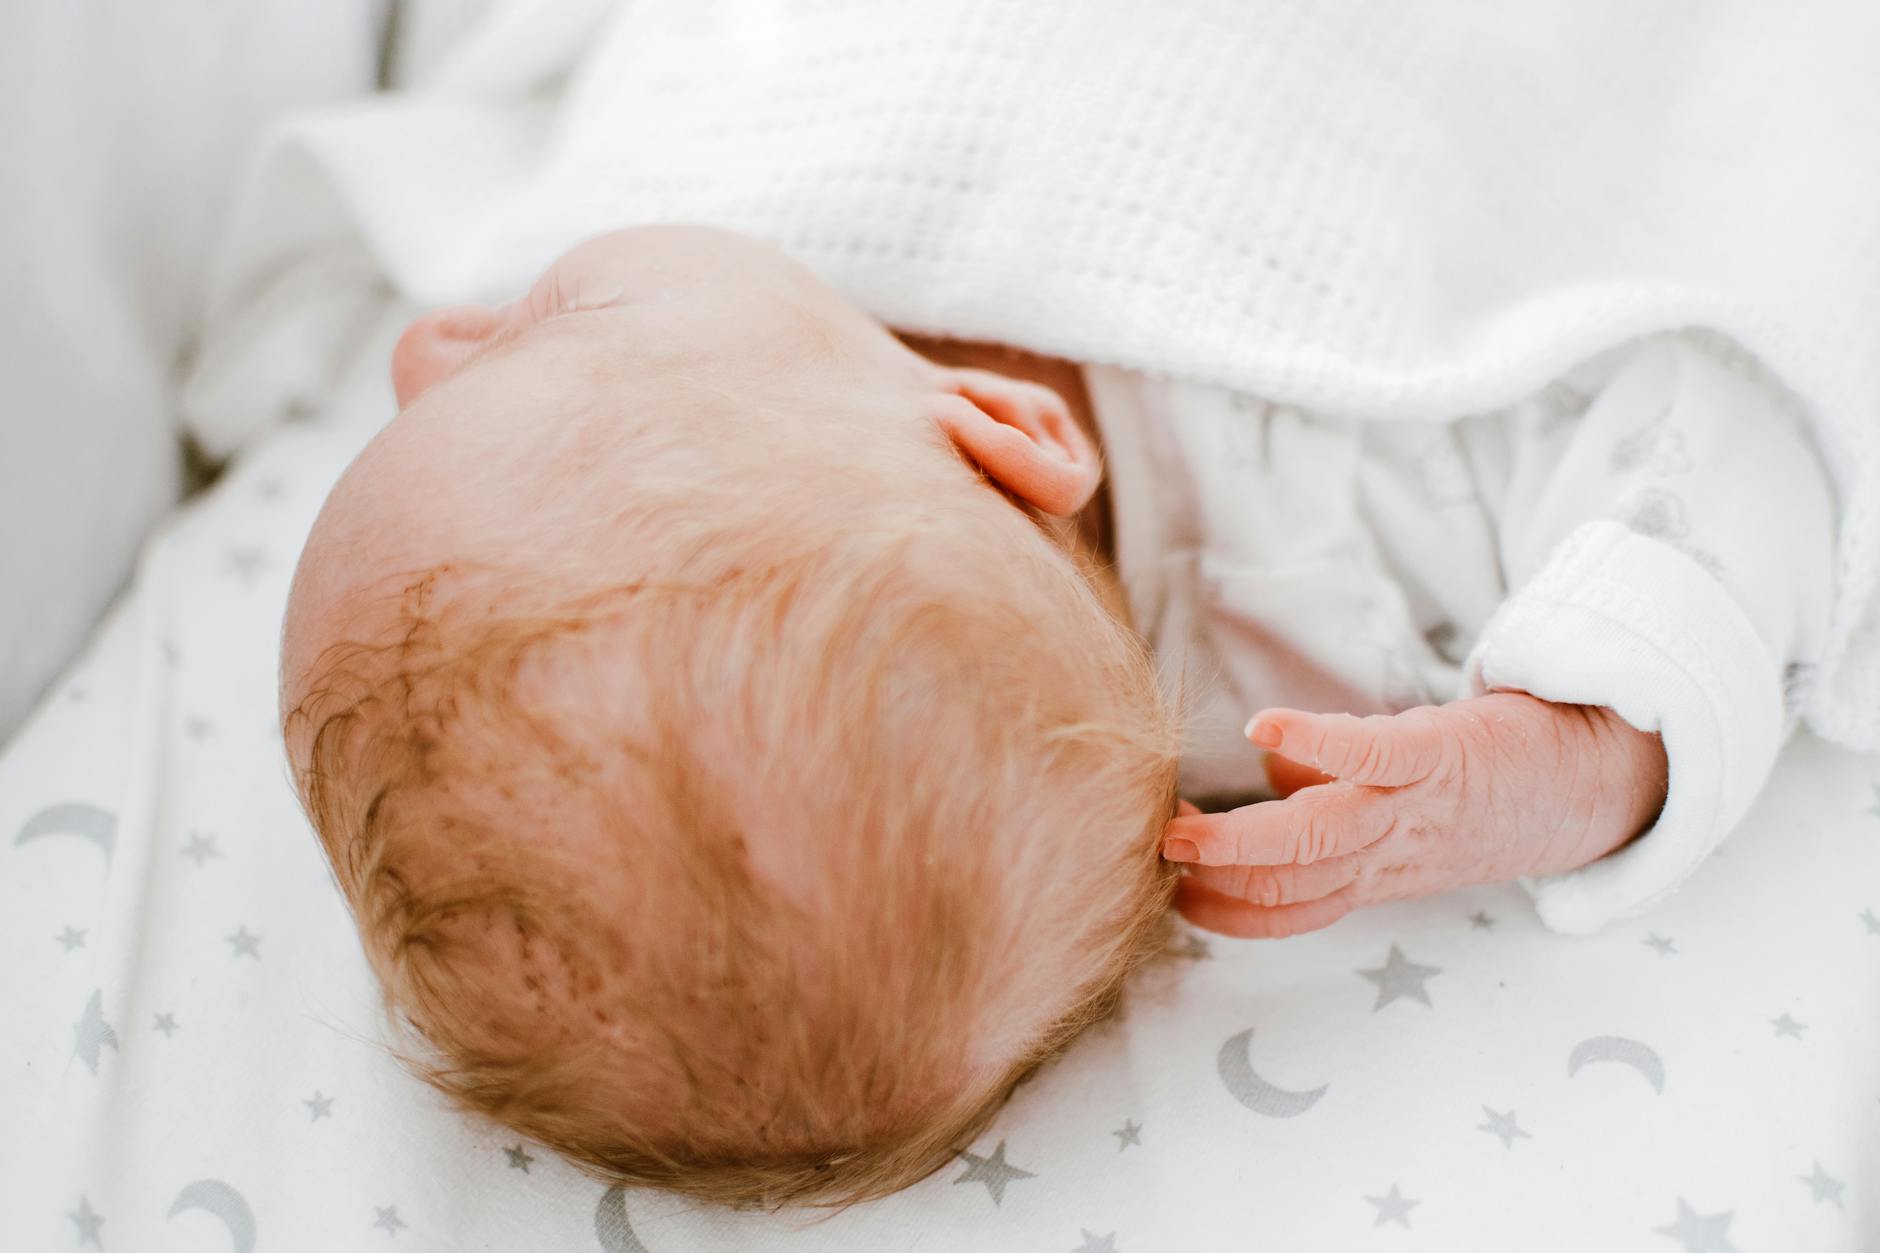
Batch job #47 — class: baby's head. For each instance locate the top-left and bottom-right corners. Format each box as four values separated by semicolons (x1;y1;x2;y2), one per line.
282;226;1179;1206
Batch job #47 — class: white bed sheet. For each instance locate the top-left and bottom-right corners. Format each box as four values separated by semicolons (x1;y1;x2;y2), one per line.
4;309;1878;1252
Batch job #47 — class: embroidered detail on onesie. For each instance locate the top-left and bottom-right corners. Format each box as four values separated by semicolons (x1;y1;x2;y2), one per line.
1781;661;1818;717
1609;427;1692;477
1621;488;1689;541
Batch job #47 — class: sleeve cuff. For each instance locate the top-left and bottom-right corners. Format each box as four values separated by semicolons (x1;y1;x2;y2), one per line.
1462;520;1784;934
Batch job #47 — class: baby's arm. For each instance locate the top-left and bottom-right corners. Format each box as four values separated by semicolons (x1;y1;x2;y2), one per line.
1166;335;1835;936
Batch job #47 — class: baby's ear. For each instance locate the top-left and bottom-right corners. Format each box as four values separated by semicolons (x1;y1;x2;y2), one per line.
392;304;507;408
930;366;1102;516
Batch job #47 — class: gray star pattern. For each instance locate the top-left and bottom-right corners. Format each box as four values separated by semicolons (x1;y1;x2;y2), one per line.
505;1144;535;1172
153;1011;179;1037
953;1140;1036;1206
374;1205;407;1236
68;1196;104;1248
72;990;118;1074
1653;1198;1737;1252
1357;945;1442;1010
255;477;285;502
1170;934;1212;960
185;716;214;741
1364;1183;1419;1228
1072;1231;1119;1253
182;832;222;868
1770;1013;1807;1040
1797;1160;1844;1208
1469;911;1496;930
1860;908;1880;936
225;546;268;586
1112;1119;1142;1151
306;1091;335;1121
1643;933;1678;956
55;925;87;952
1868;783;1880;818
1477;1107;1531;1149
225;926;261;959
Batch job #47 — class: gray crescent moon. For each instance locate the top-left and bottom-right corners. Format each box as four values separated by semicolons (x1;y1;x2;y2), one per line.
1216;1027;1328;1117
168;1179;257;1253
595;1186;650;1253
1567;1035;1665;1094
14;801;116;867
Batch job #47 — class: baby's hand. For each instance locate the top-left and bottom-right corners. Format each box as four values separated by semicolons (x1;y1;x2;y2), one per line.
1163;693;1667;938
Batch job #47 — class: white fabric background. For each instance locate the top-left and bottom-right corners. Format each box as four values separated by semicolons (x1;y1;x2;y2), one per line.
0;0;387;743
195;0;1880;748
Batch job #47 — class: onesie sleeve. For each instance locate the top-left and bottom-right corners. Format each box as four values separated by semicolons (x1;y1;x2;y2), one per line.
1462;336;1835;934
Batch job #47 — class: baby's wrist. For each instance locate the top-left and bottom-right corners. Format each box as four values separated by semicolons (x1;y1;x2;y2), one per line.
1473;691;1668;871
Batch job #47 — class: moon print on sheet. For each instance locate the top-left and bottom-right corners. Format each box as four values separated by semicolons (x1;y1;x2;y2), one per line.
1217;1028;1328;1117
168;1179;257;1253
1568;1036;1665;1094
14;801;116;869
595;1186;651;1253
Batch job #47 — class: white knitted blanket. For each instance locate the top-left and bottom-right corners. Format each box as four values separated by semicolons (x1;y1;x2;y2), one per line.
199;0;1880;747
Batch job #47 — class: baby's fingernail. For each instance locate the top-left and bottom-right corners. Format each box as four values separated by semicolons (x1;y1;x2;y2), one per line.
1246;718;1282;748
1163;838;1200;863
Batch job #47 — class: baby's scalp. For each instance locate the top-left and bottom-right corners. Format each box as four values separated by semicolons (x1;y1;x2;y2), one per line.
282;228;1183;1206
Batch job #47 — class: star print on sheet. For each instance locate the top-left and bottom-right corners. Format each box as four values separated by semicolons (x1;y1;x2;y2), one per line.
1476;1108;1530;1149
225;927;261;959
68;1196;105;1248
1860;908;1880;936
1357;944;1442;1010
1169;934;1212;960
953;1141;1036;1206
72;990;118;1074
182;833;222;868
1643;933;1677;956
1071;1231;1119;1253
505;1144;535;1172
1364;1184;1418;1228
1797;1161;1844;1208
55;925;86;951
1653;1198;1737;1252
374;1205;407;1235
1112;1120;1142;1150
1770;1013;1807;1040
1867;783;1880;818
305;1091;335;1122
224;546;268;586
185;716;214;741
153;1012;179;1037
1468;911;1495;931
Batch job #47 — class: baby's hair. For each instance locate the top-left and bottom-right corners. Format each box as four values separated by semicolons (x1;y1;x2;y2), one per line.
286;490;1181;1208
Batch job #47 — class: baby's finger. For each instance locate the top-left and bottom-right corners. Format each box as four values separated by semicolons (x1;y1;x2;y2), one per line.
1265;753;1335;798
1175;879;1359;939
1164;786;1398;866
1246;707;1449;788
1185;853;1364;909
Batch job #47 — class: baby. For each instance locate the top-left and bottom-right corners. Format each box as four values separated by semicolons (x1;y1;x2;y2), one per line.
281;225;1829;1205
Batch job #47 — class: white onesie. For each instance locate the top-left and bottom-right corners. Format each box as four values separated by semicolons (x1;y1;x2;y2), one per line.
1085;332;1835;934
